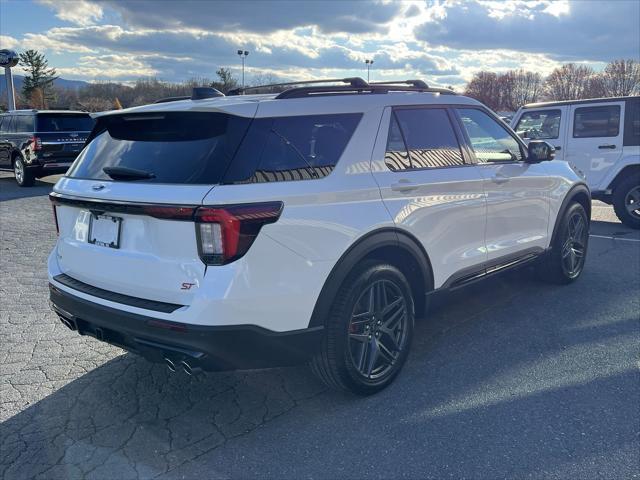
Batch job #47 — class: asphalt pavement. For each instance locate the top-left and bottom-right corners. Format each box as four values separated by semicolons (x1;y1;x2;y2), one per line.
1;172;638;479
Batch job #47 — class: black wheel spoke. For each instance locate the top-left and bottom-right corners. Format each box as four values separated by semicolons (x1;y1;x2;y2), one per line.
347;278;409;380
365;338;379;377
377;340;396;365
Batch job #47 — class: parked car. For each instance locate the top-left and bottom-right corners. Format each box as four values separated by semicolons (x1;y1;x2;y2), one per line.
511;97;640;228
0;110;94;186
48;79;590;395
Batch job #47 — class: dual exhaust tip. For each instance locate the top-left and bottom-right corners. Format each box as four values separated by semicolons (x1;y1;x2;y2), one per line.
164;357;201;376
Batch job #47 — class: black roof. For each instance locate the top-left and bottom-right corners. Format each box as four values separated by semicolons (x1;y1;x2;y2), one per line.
522;96;639;109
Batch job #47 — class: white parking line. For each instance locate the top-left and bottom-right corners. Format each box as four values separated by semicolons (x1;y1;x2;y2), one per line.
589;234;640;242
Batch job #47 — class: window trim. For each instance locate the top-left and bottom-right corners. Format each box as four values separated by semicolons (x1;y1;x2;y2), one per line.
572;105;621;139
452;105;528;165
384;104;473;173
514;108;562;141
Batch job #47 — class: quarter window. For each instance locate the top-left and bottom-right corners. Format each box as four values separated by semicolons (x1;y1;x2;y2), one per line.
225;113;362;183
514;109;561;140
384;108;464;171
14;116;34;132
457;108;523;163
573;105;620;138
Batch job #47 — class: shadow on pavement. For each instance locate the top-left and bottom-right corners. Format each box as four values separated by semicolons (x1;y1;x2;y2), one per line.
0;176;55;202
2;247;638;479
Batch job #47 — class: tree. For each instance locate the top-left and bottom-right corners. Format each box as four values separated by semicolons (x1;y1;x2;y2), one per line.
544;63;599;100
19;50;59;108
504;69;543;110
464;71;501;110
29;88;45;109
211;68;239;93
464;69;542;111
600;59;640;97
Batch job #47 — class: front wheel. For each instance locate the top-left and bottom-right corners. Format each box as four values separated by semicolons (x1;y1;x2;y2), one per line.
538;202;589;284
311;262;415;395
13;157;35;187
612;175;640;229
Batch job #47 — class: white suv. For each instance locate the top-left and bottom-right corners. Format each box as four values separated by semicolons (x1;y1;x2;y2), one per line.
512;96;640;228
48;79;591;395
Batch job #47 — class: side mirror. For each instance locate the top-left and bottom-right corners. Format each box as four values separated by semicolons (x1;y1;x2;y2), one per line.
527;140;555;163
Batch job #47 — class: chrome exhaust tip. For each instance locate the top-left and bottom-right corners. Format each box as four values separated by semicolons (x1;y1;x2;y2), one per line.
164;357;177;373
181;360;193;376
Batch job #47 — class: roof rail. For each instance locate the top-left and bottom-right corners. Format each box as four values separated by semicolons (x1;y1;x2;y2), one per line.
369;79;430;89
227;77;368;96
275;79;457;99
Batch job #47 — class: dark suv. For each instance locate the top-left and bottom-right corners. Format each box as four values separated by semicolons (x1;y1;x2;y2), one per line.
0;110;94;186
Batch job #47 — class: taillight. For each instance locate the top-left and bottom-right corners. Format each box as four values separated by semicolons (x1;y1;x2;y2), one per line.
195;202;283;265
50;201;59;235
31;136;42;151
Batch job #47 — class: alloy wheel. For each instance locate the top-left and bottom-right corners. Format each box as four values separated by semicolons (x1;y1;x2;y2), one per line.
347;279;409;380
14;159;24;185
561;211;587;278
624;186;640;220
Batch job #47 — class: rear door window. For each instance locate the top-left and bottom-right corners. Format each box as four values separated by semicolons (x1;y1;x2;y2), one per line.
225;113;362;183
514;109;561;140
67;112;252;184
37;114;94;132
573;105;620;138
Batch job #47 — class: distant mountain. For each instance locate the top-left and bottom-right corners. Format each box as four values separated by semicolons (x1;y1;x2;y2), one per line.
0;74;89;97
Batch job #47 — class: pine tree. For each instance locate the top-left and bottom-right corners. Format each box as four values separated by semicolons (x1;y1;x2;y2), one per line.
19;50;59;108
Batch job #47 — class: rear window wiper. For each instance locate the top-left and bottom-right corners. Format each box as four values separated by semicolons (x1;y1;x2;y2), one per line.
103;166;156;181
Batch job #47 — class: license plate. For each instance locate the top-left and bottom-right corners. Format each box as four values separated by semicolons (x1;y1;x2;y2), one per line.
89;214;122;249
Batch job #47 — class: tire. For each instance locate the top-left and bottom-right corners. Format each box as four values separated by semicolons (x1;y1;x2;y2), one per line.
13;156;35;187
612;174;640;229
538;202;589;284
310;261;415;395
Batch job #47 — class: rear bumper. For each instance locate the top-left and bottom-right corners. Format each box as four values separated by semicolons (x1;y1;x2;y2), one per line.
49;283;324;371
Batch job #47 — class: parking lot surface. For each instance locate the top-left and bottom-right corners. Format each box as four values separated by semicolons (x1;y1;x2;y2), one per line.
1;173;639;479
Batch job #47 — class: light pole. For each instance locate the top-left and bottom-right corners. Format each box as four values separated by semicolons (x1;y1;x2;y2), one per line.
0;50;19;111
237;49;249;90
365;59;374;82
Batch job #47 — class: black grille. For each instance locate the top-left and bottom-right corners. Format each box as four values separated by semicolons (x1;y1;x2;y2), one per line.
53;274;183;314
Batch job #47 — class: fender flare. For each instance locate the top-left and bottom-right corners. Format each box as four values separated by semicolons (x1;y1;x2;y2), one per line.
307;228;434;328
550;182;591;248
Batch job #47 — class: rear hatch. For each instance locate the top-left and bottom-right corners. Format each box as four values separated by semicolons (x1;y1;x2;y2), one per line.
52;109;255;306
36;113;94;163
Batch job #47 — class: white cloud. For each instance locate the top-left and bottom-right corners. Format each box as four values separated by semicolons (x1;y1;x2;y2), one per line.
0;35;20;50
37;0;104;26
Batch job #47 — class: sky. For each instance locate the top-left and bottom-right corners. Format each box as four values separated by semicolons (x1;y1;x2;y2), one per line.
0;0;639;89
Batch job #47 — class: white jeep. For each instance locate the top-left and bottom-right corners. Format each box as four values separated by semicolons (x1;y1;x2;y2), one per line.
512;96;640;228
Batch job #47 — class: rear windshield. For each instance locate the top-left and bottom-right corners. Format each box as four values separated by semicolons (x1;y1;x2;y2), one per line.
68;111;361;185
67;112;252;184
37;114;94;132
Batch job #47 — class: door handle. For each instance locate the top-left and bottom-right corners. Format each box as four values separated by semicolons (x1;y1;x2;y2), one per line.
554;146;561;151
391;179;419;193
491;173;509;184
598;144;616;149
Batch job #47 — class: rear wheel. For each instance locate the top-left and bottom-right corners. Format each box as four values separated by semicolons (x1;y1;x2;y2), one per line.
538;202;589;284
13;157;35;187
311;262;414;395
612;175;640;229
